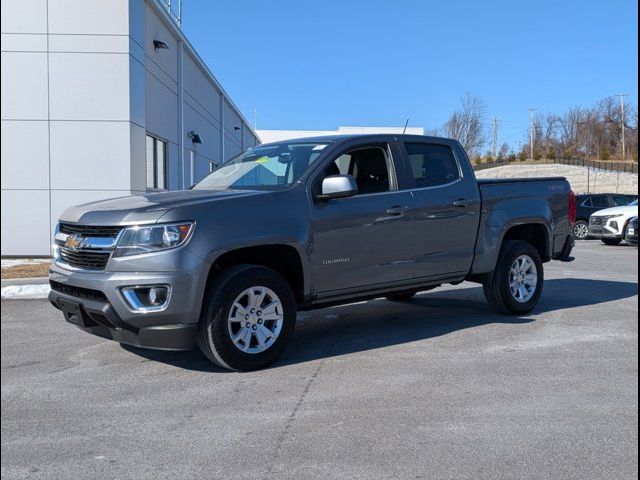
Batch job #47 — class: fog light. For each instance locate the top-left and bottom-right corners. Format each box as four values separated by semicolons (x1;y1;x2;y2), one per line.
121;285;170;312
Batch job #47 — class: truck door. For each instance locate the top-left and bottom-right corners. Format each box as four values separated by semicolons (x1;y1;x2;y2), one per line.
398;140;481;279
310;141;414;295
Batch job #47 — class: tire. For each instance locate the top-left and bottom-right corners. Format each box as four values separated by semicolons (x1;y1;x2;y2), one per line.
196;265;296;371
572;220;590;240
601;238;622;246
385;289;420;301
483;240;544;315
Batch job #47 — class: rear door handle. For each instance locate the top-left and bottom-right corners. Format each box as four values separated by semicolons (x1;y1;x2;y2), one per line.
453;199;474;208
386;205;409;215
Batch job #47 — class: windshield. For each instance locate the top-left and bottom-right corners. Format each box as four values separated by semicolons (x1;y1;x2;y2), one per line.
630;200;638;206
193;142;329;191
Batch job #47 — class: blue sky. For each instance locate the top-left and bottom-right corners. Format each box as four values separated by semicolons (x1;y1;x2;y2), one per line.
182;0;638;149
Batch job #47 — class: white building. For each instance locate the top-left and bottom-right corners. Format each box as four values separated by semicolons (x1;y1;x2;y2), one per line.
1;0;259;256
257;126;425;144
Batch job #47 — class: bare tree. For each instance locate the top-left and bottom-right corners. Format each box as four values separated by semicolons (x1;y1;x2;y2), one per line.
517;97;638;161
498;142;509;159
443;93;487;156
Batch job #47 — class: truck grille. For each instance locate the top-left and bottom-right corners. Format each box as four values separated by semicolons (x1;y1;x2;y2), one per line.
58;248;112;270
59;223;123;237
55;223;123;271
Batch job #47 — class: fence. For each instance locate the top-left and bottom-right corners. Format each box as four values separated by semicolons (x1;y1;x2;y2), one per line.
473;158;639;174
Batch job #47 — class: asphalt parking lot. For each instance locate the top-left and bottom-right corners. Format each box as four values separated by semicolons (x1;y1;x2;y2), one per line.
1;241;638;480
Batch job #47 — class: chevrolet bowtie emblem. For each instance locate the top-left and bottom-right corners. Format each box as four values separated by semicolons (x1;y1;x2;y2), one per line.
64;235;83;250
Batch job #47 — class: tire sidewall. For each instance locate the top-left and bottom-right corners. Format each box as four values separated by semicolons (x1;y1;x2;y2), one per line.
202;267;296;371
573;220;589;239
496;242;544;314
602;238;622;246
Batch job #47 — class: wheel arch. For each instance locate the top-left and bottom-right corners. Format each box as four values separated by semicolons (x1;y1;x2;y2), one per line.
204;243;309;304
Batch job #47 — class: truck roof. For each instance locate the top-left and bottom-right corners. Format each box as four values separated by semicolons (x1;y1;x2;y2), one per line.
259;134;457;147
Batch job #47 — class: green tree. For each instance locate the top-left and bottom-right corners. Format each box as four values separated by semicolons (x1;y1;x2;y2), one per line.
547;149;557;160
518;151;527;162
508;153;517;162
599;146;611;160
533;150;543;161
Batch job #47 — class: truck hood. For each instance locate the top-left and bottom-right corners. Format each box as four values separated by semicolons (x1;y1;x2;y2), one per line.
59;189;265;225
591;204;639;217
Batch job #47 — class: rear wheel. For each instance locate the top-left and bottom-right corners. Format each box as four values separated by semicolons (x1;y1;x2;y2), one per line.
196;265;296;371
483;240;544;315
572;220;589;240
602;238;622;246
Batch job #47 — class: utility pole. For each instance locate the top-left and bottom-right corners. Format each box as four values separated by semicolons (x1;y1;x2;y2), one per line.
615;94;628;161
528;109;536;160
253;109;258;131
491;116;500;158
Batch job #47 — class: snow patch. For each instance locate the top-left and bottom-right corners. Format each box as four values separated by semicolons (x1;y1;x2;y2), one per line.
1;258;50;269
1;284;51;299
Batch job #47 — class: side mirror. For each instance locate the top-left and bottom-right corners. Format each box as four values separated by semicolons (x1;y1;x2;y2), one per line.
316;175;358;201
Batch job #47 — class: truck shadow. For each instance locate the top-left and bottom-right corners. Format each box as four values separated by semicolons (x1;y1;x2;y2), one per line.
121;278;637;372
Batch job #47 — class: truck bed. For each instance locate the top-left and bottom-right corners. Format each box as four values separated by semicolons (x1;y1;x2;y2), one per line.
471;175;573;273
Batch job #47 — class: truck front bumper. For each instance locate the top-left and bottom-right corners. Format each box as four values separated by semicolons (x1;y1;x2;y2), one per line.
49;263;203;351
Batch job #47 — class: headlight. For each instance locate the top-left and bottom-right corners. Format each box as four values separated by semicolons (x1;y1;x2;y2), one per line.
114;222;194;257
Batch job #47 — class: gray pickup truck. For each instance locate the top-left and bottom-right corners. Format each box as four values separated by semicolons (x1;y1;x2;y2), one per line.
50;135;576;371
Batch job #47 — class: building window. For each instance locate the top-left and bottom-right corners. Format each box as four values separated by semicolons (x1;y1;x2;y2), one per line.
209;161;218;172
146;135;167;190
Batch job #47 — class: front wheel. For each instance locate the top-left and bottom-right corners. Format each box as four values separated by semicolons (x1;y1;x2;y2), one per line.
602;238;622;246
196;265;296;371
483;240;544;315
572;220;590;240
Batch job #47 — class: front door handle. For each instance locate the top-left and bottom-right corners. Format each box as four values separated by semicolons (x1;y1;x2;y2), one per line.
453;199;474;208
386;205;409;215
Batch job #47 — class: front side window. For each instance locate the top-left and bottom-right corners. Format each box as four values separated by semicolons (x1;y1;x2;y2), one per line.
322;146;391;195
146;135;167;190
193;142;328;191
613;195;636;206
404;143;460;188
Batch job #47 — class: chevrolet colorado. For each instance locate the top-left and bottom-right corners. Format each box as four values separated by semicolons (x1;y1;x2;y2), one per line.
49;135;576;371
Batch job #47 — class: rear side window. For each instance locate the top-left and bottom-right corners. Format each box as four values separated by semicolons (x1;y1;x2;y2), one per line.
404;143;460;188
580;197;592;207
591;196;609;208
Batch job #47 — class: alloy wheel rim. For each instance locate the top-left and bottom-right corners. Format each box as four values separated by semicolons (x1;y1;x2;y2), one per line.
509;255;538;303
227;286;284;354
574;223;589;238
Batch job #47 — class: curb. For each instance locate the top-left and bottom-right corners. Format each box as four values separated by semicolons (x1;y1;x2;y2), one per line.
1;277;49;287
